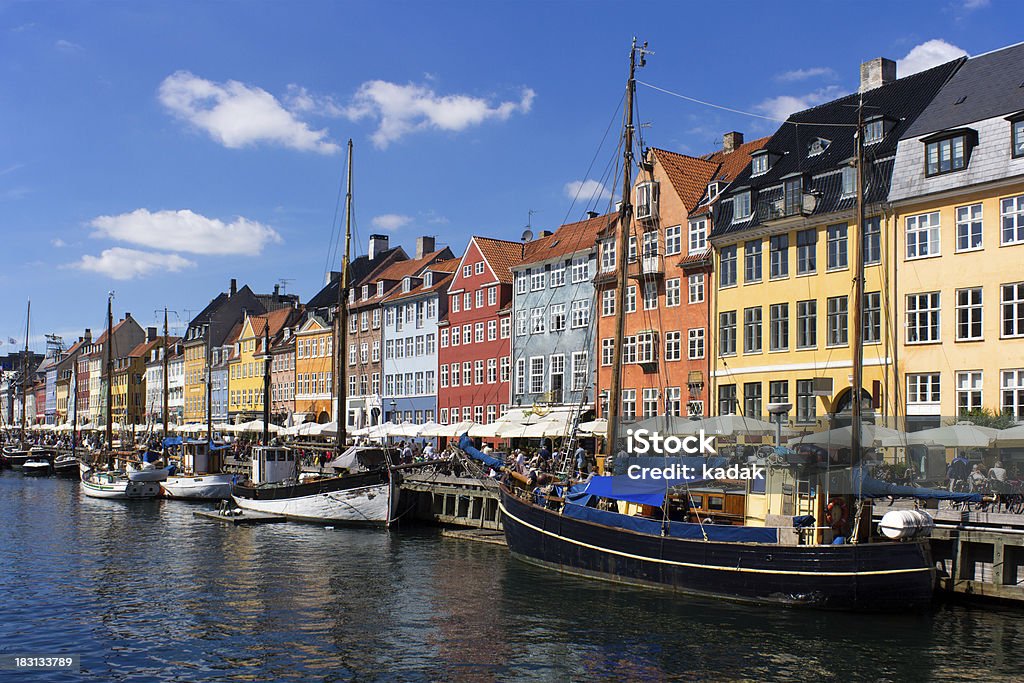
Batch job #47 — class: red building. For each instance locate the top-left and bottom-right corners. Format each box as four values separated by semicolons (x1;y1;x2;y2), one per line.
437;236;520;426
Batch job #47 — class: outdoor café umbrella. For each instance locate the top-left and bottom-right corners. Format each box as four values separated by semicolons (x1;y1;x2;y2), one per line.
905;422;999;449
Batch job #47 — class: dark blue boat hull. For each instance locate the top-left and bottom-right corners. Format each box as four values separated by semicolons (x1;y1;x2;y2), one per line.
499;486;934;611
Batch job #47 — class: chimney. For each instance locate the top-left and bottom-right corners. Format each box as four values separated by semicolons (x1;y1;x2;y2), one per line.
84;329;92;343
723;131;744;154
147;327;157;342
586;210;599;219
124;312;132;320
860;57;896;92
538;230;554;238
273;283;280;299
416;235;435;259
369;234;389;260
229;278;237;296
325;270;341;286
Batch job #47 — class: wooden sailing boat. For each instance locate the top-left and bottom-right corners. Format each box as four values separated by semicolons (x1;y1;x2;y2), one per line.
1;300;35;469
466;39;953;611
231;140;399;525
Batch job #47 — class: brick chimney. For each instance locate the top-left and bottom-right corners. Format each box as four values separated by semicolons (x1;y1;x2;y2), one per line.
147;327;157;342
273;283;280;300
369;234;389;260
723;131;744;154
84;329;92;343
416;235;435;259
860;57;896;92
229;278;237;296
325;270;341;286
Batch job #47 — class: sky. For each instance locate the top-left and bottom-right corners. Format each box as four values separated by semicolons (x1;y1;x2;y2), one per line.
0;0;1021;352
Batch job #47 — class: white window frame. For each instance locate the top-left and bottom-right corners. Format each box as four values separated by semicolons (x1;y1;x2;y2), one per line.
956;203;983;253
1001;195;1024;246
956;287;983;342
688;328;705;360
1002;282;1024;339
956;370;983;414
688;218;707;252
906;212;941;259
906;292;941;344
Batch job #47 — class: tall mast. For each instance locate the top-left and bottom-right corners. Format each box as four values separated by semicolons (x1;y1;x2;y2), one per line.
850;97;866;462
206;318;213;446
21;299;29;440
604;40;643;460
262;321;271;445
105;293;114;452
335;139;353;453
162;307;169;442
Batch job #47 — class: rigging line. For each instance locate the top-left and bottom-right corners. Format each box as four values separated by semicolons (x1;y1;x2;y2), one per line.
637;80;861;128
558;90;626;229
323;155;347;281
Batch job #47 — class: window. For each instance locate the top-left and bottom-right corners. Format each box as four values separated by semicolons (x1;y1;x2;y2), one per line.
751;153;768;176
1002;369;1024;421
744;382;762;418
957;371;983;414
642;388;659;418
719;311;736;356
784;177;803;215
827;223;848;270
907;373;940;407
622;336;637;364
372;309;381;329
642;281;657;310
744;240;762;283
475;322;484;343
826;296;848;347
718;384;737;415
687;274;704;304
769;234;789;279
863;217;881;265
906;292;941;343
349;315;358;333
622;389;637;420
515;272;528;295
625;285;636;313
688;328;705;359
571;257;589;283
665;331;681;361
487;320;496;341
956;288;983;341
719;245;737;287
451;295;460;313
926;135;967;176
1014;119;1024;158
515;311;526;336
1001;195;1024;245
636;332;657;364
372;340;380;362
530;269;546;291
666;387;682;417
451;326;461;346
769;380;788;407
769;303;789;351
743;307;762;354
474;360;484;385
797;300;817;349
463;264;472;278
601;338;614;366
864;118;884;144
548;264;564;288
571;352;587;391
463;361;472;387
549;304;567;331
796;229;816;274
464;292;472;310
529;357;544;394
1003;282;1024;338
531;308;545;334
440;364;449;388
688;219;707;252
476;289;484;308
841;167;856;197
500;317;510;339
796;380;816;424
571;300;590;328
601;290;615;317
906;212;940;259
514;359;525;394
956;204;983;252
475;262;485;275
500;357;510;382
666;225;682;255
864;291;881;344
601;240;616;272
488;287;497;306
734;191;752;220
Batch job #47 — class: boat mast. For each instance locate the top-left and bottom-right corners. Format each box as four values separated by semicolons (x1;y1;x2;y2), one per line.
105;292;114;455
335;139;353;454
21;298;29;441
162;307;169;442
206;317;213;446
604;39;643;461
262;322;271;445
851;97;866;462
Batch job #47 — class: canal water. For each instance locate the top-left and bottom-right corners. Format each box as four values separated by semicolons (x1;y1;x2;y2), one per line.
2;472;1022;682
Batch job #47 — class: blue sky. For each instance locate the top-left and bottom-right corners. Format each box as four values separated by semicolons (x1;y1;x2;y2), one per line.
0;0;1020;351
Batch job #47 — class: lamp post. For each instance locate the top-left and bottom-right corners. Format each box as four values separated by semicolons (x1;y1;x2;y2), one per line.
390;399;398;424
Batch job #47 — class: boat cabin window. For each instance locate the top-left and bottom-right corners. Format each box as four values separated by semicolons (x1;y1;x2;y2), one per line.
708;496;724;511
797;479;814;498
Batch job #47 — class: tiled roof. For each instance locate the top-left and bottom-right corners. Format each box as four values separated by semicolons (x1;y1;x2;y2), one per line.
472;236;524;284
350;248;455;310
651;148;720;211
305;246;407;311
128;339;161;358
904;44;1022;138
426;258;462;274
704;136;773;183
382;270;455;304
517;212;612;267
250;306;301;339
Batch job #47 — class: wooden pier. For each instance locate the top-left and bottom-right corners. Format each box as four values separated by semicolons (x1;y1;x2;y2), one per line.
193;508;288;525
399;473;502;530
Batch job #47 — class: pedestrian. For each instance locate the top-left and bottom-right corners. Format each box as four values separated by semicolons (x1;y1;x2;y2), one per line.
575;445;588;475
989;461;1008;482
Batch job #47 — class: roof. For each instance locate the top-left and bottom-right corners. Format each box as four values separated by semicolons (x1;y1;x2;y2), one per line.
703;136;773;183
651;148;721;211
382;270;455;304
349;248;455;310
904;43;1024;138
248;306;298;339
516;212;613;267
128;339;161;359
305;246;407;311
470;236;524;284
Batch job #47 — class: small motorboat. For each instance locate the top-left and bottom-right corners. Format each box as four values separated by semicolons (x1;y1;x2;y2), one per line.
53;453;81;478
22;458;53;477
126;461;170;482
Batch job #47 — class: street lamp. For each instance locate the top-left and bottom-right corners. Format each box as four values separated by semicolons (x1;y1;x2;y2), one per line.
767;402;792;449
390;399;397;423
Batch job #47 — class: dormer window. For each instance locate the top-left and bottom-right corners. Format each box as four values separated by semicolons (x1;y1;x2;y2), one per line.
923;129;976;176
424;272;433;287
864;117;885;145
349;289;356;304
402;277;411;292
751;152;769;176
841;166;856;197
361;284;369;299
1010;114;1024;158
734;191;752;220
377;281;384;297
707;181;722;199
808;137;830;157
636;182;659;220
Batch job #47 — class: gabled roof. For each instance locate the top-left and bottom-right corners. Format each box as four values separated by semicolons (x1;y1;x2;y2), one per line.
128;339;161;359
516;212;612;268
468;236;523;284
305;246;408;311
651;148;721;211
702;136;773;184
904;43;1024;138
248;306;298;339
349;248;455;310
382;270;456;304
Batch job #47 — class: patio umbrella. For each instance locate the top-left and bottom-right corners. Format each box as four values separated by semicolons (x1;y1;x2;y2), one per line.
906;422;999;448
577;418;608;437
787;424;908;449
633;415;703;436
697;415;789;437
994;425;1024;447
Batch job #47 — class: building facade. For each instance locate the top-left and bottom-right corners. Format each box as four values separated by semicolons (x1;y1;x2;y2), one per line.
294;315;334;424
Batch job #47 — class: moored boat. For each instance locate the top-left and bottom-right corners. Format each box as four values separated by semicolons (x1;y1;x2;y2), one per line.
80;461;162;499
53;453;81;478
22;457;53;477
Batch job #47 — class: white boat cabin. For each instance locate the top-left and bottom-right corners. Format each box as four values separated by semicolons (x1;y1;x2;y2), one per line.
251;446;296;484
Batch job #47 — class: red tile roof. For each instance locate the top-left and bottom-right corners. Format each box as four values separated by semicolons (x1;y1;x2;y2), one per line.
471;236;524;284
703;135;772;183
651;148;720;212
350;249;455;310
518;212;613;266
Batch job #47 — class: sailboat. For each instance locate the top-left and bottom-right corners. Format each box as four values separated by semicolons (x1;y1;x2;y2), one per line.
53;351;82;478
462;40;979;611
231;139;399;525
80;293;162;499
160;308;235;500
1;300;34;470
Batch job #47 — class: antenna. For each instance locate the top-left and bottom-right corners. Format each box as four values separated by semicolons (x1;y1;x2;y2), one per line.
277;278;294;294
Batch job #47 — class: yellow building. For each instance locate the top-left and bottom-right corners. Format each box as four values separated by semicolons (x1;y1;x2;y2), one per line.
293;315;334;424
888;43;1024;424
227;308;299;422
183;338;207;422
709;59;960;427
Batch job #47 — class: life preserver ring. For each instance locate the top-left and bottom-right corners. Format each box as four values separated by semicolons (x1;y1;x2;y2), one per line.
825;497;849;531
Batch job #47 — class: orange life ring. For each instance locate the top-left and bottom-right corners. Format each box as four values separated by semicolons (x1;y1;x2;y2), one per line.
825;497;849;531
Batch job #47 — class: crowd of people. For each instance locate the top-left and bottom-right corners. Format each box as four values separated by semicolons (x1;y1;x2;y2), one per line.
947;455;1021;492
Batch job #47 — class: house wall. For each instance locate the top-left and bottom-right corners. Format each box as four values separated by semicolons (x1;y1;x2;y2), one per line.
382;290;440;424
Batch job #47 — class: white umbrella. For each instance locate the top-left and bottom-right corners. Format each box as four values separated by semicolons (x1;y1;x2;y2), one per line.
906;422;999;448
634;415;703;436
698;415;790;437
577;418;608;437
387;422;422;438
416;421;443;437
994;425;1024;447
788;424;908;449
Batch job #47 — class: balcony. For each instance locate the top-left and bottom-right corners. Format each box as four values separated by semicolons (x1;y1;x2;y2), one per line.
628;254;665;280
766;192;818;221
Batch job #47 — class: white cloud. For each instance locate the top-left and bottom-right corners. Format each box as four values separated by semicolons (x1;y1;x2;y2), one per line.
962;0;989;9
89;208;282;256
775;67;837;82
564;179;612;204
371;214;413;231
69;248;196;280
345;80;535;148
55;39;82;52
897;39;968;77
51;238;66;248
158;71;339;154
754;86;843;121
284;85;345;117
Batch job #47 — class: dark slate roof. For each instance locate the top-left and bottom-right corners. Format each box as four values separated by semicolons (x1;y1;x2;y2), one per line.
904;42;1024;139
305;246;405;311
711;58;963;239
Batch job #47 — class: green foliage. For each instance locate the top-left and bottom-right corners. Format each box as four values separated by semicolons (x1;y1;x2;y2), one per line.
957;408;1017;430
